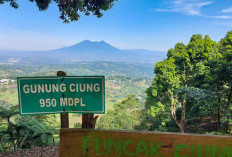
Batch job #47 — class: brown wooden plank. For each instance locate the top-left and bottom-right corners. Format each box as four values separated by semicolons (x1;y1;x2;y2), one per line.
59;129;232;157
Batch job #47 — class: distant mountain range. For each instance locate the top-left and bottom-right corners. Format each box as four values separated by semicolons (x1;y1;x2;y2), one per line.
0;40;167;65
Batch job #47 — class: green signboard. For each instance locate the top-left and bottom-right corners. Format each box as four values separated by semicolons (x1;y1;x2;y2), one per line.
17;76;105;115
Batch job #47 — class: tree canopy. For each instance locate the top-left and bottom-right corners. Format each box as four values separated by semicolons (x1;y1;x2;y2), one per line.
0;0;118;23
142;31;232;134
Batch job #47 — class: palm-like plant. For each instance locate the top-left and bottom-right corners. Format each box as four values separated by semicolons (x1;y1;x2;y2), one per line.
0;102;19;151
0;101;57;152
0;105;18;124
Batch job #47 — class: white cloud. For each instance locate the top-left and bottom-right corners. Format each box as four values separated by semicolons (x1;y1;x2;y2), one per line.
222;7;232;13
154;0;232;19
155;0;213;15
203;15;232;19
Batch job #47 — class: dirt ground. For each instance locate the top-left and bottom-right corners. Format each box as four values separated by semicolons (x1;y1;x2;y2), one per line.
0;146;59;157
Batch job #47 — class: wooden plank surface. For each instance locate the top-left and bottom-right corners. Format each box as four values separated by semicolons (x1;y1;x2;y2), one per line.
59;129;232;157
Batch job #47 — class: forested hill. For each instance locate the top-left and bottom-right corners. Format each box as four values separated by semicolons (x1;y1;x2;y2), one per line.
0;62;155;79
0;40;166;65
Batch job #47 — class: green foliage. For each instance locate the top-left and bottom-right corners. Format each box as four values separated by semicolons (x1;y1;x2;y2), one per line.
32;114;60;129
0;105;57;152
74;122;82;128
97;95;142;130
14;116;56;148
0;0;118;23
143;31;232;134
0;103;18;119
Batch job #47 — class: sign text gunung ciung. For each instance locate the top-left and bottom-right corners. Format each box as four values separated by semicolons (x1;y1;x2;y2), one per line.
17;76;105;115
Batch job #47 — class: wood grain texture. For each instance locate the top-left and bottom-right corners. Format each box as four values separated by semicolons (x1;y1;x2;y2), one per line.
82;114;98;129
59;129;232;157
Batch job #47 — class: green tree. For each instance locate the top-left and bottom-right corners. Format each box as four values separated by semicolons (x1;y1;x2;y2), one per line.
218;31;232;114
213;30;232;133
192;31;232;133
0;0;118;23
97;95;142;130
145;34;221;133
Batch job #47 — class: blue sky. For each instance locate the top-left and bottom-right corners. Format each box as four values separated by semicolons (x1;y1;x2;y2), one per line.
0;0;231;51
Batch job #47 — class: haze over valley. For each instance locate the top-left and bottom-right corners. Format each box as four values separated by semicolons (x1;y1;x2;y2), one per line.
0;40;166;66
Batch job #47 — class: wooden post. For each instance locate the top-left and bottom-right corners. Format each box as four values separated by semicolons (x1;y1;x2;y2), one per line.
82;114;99;129
57;71;69;128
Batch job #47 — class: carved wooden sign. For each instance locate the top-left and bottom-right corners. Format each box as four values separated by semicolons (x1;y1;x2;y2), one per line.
59;129;232;157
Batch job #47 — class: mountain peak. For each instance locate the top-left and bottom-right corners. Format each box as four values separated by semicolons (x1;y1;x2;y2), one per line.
81;40;91;43
79;40;106;44
58;40;121;52
100;40;106;43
